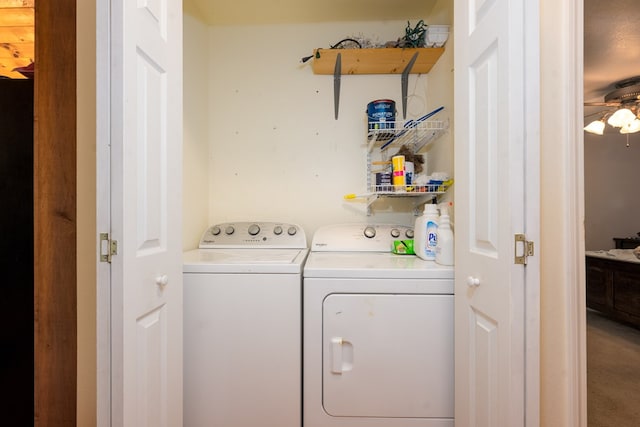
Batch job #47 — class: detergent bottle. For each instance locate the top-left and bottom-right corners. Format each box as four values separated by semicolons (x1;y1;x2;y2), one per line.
435;207;454;266
414;203;439;260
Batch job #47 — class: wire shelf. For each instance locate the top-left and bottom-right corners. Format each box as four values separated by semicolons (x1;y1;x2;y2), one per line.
369;181;451;195
367;119;448;153
354;116;451;215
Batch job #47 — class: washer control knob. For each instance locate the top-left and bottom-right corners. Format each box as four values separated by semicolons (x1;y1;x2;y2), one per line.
390;228;400;238
287;226;297;236
467;276;481;287
248;224;260;236
225;226;235;235
363;226;376;239
210;226;221;236
273;226;283;235
405;229;414;239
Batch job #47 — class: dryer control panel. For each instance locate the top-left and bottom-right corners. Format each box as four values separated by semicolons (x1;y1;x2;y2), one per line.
311;224;414;252
199;221;307;249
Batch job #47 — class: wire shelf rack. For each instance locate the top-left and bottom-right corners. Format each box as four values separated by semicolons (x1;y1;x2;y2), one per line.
367;119;448;153
369;181;451;195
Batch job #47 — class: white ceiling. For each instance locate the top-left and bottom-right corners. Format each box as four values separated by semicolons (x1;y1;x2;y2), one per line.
184;0;438;26
584;0;640;103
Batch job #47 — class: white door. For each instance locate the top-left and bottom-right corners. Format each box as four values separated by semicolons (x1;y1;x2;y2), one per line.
102;0;183;425
454;0;539;425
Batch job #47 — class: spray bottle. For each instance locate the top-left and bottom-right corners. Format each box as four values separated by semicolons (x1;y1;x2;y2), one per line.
414;203;439;260
435;207;454;266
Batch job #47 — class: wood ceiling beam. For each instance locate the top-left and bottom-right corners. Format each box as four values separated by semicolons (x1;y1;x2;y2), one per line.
0;41;34;58
0;1;34;7
0;2;34;78
0;56;31;78
0;7;34;26
0;26;34;42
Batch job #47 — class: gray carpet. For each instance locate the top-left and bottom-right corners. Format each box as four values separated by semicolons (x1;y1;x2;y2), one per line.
587;309;640;426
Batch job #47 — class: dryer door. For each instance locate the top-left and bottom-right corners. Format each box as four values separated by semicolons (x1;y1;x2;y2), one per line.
322;293;454;418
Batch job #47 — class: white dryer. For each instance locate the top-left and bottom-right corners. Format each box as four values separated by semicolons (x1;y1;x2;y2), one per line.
303;224;454;427
183;222;308;427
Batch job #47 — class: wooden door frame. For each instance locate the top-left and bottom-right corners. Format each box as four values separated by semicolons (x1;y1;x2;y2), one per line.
34;0;77;425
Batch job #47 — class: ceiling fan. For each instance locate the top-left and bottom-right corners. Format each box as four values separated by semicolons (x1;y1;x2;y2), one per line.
584;76;640;107
584;76;640;136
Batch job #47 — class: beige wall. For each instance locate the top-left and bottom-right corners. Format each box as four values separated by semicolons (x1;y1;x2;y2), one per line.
196;18;453;244
584;132;640;250
183;13;211;250
424;0;454;214
77;0;97;425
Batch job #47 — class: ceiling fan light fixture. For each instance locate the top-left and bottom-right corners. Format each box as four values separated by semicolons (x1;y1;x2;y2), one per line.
584;120;606;135
584;77;640;137
620;119;640;134
607;108;636;128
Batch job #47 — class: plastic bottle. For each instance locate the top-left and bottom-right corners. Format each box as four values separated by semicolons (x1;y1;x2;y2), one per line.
414;204;439;260
436;207;454;266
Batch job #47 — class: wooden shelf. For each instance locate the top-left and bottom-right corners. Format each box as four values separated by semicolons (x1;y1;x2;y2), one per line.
311;47;445;75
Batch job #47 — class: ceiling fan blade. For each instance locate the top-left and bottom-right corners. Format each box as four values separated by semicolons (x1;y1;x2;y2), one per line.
584;101;621;107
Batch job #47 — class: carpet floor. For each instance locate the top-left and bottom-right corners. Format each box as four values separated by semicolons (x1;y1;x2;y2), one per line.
587;309;640;426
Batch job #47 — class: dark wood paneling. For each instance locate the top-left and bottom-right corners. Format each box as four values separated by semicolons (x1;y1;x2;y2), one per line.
586;256;640;329
585;262;611;311
614;269;640;318
613;237;640;249
34;0;77;425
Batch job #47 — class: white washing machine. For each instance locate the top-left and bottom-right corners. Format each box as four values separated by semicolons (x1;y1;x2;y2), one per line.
183;221;308;427
303;224;454;427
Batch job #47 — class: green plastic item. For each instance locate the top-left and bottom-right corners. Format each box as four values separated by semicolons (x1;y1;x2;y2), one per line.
392;240;415;255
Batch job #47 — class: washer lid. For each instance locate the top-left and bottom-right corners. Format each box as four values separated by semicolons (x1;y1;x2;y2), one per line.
183;248;309;274
303;251;453;279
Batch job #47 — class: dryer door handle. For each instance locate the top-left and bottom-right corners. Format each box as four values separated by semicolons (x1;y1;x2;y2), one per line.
331;337;353;374
331;337;343;374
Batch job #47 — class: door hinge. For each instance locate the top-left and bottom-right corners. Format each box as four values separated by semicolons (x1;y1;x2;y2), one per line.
514;234;534;265
99;233;118;263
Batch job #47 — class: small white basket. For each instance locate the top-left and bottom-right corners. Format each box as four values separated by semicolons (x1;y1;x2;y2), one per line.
425;25;450;48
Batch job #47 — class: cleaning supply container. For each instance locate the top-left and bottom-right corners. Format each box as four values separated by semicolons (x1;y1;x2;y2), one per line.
414;204;439;260
435;208;454;265
367;99;396;129
392;155;406;189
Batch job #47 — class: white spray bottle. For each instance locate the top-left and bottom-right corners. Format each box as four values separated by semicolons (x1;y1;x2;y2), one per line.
435;207;454;265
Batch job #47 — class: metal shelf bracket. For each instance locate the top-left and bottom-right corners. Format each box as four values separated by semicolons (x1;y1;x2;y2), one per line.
401;52;420;119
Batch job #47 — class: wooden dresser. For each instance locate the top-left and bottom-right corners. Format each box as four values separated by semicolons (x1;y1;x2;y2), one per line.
586;254;640;328
613;237;640;249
